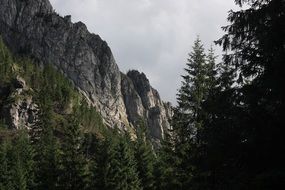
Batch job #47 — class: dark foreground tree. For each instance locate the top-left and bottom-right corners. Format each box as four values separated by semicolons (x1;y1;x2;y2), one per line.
169;37;218;189
196;0;285;189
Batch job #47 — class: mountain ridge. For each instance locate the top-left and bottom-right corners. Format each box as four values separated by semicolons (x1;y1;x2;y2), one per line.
0;0;172;142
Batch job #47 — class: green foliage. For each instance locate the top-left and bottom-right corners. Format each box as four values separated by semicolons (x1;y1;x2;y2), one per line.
58;114;90;190
34;99;61;190
0;139;13;190
92;130;142;190
159;0;285;189
174;37;213;143
154;133;181;190
0;37;104;189
0;36;153;190
0;130;35;190
134;122;156;190
0;37;15;83
75;101;105;133
199;0;285;188
0;119;8;130
166;37;219;189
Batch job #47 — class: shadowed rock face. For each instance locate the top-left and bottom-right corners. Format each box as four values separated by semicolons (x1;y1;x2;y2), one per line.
0;77;39;130
0;0;172;142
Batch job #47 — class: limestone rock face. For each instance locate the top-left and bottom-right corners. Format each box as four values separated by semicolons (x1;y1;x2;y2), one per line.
6;95;39;130
121;73;145;125
0;0;172;141
0;77;39;130
123;71;172;142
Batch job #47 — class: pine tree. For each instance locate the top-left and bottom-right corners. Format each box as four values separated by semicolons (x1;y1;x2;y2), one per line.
9;130;35;190
197;0;285;189
165;38;220;189
175;37;209;142
58;114;90;190
134;124;155;190
169;37;212;188
30;80;61;190
92;132;117;189
93;129;142;190
153;132;180;190
35;123;61;190
104;133;142;190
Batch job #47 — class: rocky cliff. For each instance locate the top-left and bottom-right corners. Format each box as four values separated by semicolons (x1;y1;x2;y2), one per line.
0;0;171;142
0;77;39;130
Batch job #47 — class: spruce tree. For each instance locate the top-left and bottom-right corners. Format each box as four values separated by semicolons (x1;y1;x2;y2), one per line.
134;124;155;190
105;134;142;190
153;132;180;190
35;123;61;190
58;114;90;190
197;0;285;189
165;37;220;189
170;37;212;188
9;130;35;190
94;133;117;189
174;37;209;142
94;129;142;190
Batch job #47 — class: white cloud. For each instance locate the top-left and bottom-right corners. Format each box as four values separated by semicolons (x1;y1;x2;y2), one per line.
49;0;238;104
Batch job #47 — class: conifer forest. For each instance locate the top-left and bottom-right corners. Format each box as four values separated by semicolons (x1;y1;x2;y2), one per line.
0;0;284;189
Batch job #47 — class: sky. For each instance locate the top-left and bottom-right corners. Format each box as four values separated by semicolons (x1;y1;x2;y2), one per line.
49;0;238;104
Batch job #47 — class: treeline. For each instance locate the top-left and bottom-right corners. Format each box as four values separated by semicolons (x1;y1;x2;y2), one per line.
157;0;285;189
0;121;157;190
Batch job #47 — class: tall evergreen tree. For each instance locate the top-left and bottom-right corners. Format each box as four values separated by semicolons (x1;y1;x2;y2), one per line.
170;37;215;188
105;133;142;190
196;0;285;189
134;123;155;190
31;80;62;190
163;37;220;189
175;37;209;142
93;129;142;190
14;130;35;190
58;114;90;190
92;132;116;189
35;118;61;189
153;132;180;190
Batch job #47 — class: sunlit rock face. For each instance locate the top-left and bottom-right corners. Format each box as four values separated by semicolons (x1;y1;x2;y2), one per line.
0;0;172;142
125;71;172;141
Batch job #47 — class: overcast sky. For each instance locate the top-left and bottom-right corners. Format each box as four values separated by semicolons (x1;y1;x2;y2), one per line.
49;0;238;104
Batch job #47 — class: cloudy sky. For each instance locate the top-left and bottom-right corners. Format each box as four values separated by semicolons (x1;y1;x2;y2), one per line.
49;0;238;104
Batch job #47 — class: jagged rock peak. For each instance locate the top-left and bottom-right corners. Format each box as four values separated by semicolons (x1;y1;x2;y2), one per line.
122;70;172;143
127;70;162;109
0;0;172;142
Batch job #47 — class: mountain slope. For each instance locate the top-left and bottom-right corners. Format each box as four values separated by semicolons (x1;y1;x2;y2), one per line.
0;0;171;142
